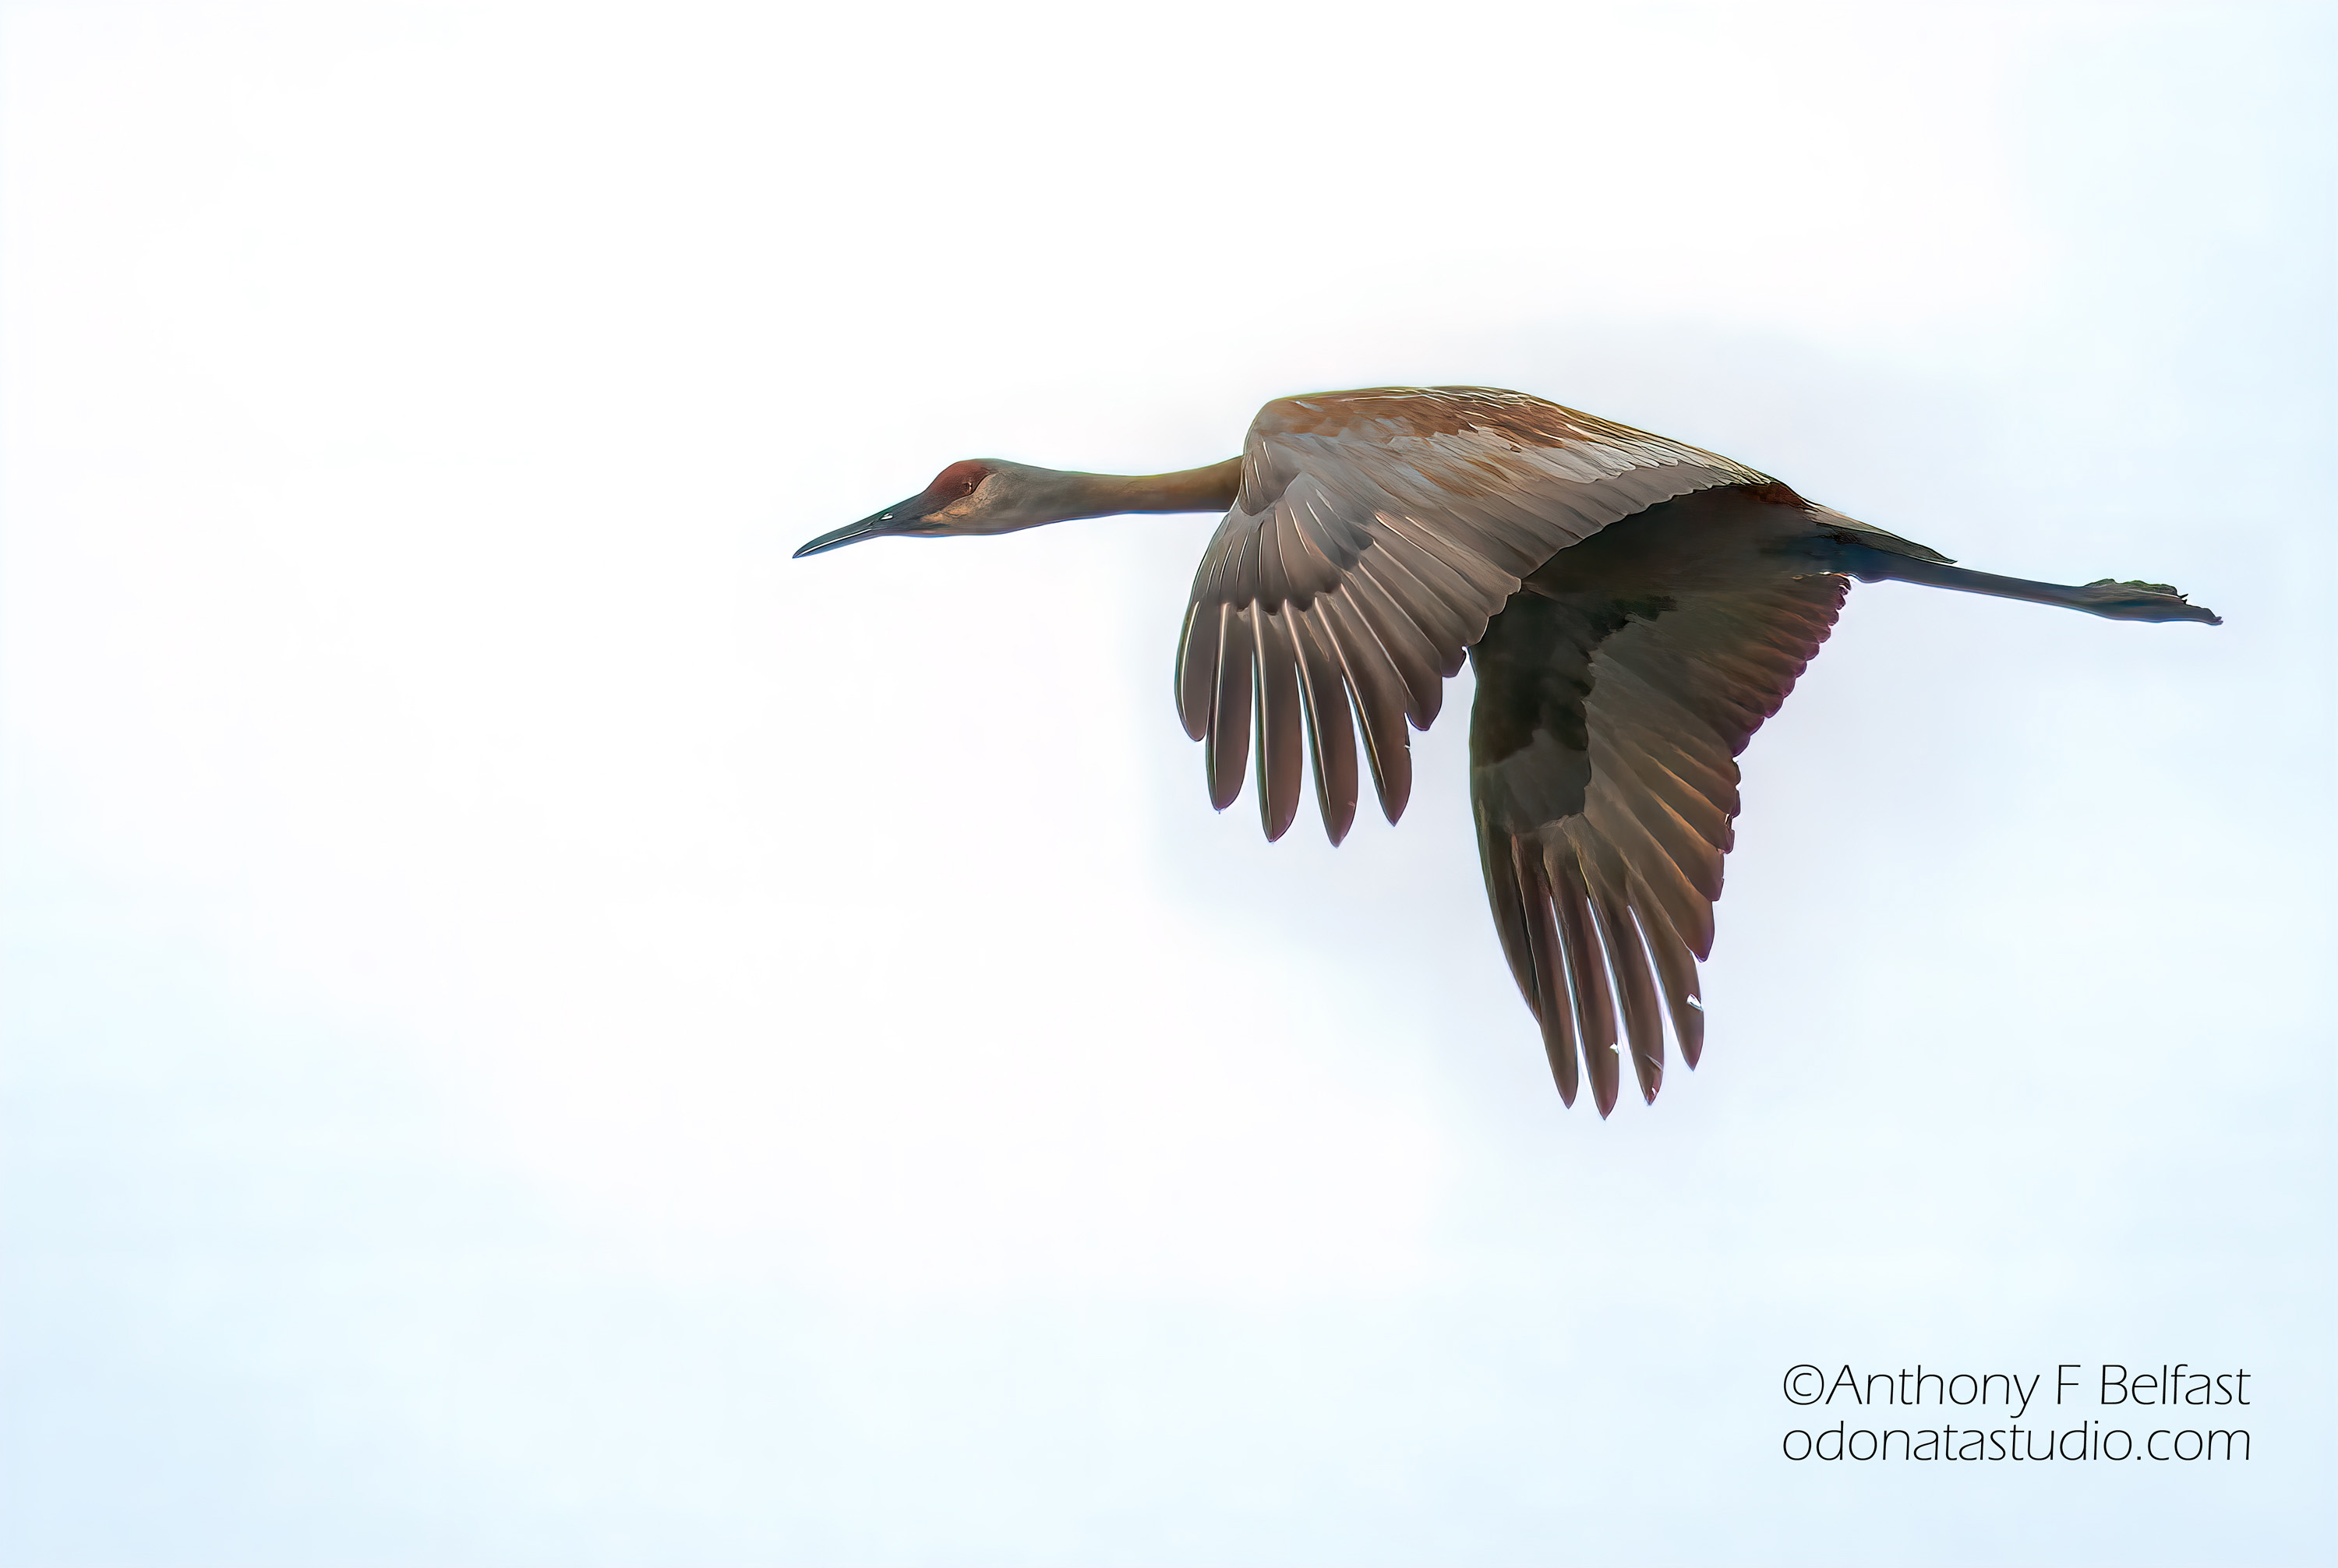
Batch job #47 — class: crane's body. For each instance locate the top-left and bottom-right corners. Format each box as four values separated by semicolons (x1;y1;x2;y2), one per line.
796;387;2217;1114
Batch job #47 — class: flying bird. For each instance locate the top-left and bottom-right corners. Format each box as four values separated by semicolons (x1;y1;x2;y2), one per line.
795;387;2218;1114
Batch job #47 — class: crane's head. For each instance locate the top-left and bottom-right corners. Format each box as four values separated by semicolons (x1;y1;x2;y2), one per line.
793;460;1074;557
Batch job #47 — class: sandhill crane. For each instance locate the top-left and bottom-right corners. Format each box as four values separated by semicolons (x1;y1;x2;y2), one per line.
795;387;2218;1114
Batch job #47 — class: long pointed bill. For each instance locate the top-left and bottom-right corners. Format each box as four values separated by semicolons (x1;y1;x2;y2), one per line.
793;500;921;559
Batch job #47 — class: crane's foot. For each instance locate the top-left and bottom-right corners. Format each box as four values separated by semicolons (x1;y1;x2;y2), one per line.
2075;579;2222;625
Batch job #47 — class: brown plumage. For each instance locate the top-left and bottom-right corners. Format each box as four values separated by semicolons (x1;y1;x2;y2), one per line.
796;387;2220;1113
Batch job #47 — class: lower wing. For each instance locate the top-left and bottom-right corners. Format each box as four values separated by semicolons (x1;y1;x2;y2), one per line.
1469;569;1848;1112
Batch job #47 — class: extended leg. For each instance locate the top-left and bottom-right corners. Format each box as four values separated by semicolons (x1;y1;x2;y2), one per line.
1824;539;2222;626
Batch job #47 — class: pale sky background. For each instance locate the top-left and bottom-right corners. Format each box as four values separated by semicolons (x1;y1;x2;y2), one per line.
2;2;2332;1564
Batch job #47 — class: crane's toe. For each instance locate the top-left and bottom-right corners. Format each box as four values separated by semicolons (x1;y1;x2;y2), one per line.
2078;579;2223;626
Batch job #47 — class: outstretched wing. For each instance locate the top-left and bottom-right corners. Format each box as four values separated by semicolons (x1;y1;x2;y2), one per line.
1174;387;1772;843
1470;564;1847;1115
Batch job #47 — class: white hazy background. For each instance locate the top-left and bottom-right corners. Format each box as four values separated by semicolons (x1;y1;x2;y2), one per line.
4;2;2332;1563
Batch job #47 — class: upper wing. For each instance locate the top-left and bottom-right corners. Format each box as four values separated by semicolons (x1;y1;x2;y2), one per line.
1173;387;1772;843
1470;563;1847;1115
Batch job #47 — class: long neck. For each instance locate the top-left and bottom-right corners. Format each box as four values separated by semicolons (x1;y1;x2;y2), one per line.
1049;457;1242;520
